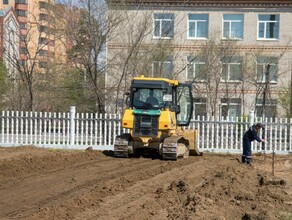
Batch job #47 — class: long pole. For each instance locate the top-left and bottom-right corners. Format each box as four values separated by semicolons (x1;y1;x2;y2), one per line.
272;144;275;176
290;78;292;117
262;63;270;161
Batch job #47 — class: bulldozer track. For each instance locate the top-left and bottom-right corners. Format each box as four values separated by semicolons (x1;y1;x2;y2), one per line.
162;136;189;160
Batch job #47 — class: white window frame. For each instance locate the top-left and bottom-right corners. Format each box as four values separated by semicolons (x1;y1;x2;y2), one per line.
153;13;174;39
221;61;242;82
257;14;279;40
255;100;277;118
152;60;173;78
256;61;277;83
187;14;208;39
222;14;244;39
186;57;206;81
221;101;241;118
194;98;207;118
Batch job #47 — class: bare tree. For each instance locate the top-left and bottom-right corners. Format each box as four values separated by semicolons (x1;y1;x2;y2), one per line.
185;36;241;117
278;81;291;118
106;7;187;113
54;0;124;114
4;4;62;111
245;42;292;119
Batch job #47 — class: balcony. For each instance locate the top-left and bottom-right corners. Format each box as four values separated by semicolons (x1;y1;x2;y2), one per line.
15;0;28;4
15;9;27;17
15;1;28;10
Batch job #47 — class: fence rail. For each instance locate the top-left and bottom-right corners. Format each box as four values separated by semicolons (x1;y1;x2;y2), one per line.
0;107;292;154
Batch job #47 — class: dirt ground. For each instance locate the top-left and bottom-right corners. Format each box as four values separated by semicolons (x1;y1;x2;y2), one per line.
0;146;291;220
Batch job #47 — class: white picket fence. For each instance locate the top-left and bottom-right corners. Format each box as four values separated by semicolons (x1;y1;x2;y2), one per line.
0;106;292;154
191;115;292;154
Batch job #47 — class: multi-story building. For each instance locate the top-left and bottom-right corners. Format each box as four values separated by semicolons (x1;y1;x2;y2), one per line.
0;6;19;76
107;0;292;118
0;0;67;71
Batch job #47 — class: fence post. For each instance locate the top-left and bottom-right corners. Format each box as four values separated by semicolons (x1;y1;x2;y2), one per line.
70;106;76;146
249;110;254;127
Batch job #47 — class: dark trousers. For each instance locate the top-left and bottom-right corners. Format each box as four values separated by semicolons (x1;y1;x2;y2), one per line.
242;136;252;164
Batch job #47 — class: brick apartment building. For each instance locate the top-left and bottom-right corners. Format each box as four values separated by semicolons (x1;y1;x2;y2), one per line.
0;0;67;72
107;0;292;118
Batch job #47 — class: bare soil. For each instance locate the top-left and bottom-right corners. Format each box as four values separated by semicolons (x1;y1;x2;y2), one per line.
0;146;291;220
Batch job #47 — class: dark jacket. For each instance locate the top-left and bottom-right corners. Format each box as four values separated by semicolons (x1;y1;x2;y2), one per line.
243;125;262;142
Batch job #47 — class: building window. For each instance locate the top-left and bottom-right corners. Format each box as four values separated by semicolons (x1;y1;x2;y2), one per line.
152;57;173;78
194;98;207;117
39;37;47;44
39;25;48;33
153;13;174;39
39;61;47;68
16;0;28;3
20;60;27;66
187;56;206;81
188;14;208;39
20;47;28;54
20;34;26;42
3;0;9;4
221;98;241;118
20;22;27;30
256;99;277;118
221;56;242;82
49;40;55;46
16;9;27;17
39;49;47;56
39;13;48;21
223;14;243;39
258;14;279;40
39;1;48;8
257;57;277;83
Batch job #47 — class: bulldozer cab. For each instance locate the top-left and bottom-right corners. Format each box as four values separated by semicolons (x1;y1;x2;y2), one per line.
129;78;193;127
114;76;200;159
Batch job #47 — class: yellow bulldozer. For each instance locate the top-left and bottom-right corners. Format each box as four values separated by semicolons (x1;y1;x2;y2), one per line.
114;75;201;160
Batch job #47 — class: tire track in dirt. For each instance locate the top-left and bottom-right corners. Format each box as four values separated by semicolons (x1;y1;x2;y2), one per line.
74;157;213;220
30;157;205;220
0;149;111;177
0;154;114;185
2;147;291;220
0;156;162;219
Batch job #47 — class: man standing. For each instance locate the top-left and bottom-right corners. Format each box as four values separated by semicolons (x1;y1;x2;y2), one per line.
242;123;265;164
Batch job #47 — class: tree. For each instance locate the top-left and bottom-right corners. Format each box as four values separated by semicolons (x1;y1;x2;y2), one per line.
105;2;292;118
248;44;291;119
4;3;63;111
0;62;10;111
43;68;93;112
278;81;291;118
185;35;242;117
105;7;182;113
55;0;121;114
